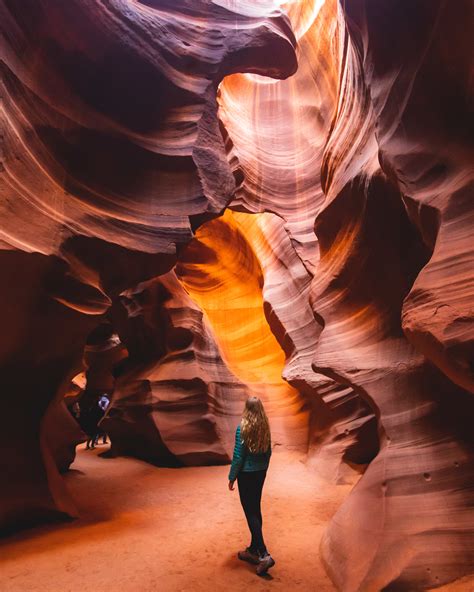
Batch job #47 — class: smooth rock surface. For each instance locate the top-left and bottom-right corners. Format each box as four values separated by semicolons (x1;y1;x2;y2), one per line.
1;2;473;591
0;0;297;528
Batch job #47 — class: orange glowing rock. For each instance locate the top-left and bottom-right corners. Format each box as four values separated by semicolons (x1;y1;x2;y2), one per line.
1;3;473;591
177;210;310;446
178;210;287;386
218;0;340;273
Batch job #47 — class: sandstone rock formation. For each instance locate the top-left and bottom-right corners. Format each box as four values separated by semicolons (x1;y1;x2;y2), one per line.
219;0;380;481
42;398;86;474
313;2;474;590
0;0;297;530
177;210;313;448
217;1;474;589
103;270;250;466
1;1;473;590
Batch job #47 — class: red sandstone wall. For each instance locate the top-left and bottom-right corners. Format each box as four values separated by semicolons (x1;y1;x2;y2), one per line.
0;2;472;590
0;0;297;531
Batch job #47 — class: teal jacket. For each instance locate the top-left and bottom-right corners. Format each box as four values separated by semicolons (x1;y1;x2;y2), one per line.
228;425;272;482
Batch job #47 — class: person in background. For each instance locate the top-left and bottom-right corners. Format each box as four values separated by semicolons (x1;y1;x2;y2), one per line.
95;393;110;445
98;393;110;413
228;396;274;576
85;399;99;450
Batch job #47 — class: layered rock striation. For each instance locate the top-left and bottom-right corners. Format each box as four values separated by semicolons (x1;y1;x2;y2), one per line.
103;270;250;466
314;2;474;590
0;0;297;530
1;2;473;590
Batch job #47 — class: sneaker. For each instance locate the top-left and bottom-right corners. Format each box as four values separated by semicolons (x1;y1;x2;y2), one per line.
256;554;275;576
238;547;260;565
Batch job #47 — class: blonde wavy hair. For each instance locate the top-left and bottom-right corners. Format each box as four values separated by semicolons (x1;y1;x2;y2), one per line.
240;397;271;453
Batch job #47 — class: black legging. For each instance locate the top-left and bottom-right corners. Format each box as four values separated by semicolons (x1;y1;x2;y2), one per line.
237;470;267;556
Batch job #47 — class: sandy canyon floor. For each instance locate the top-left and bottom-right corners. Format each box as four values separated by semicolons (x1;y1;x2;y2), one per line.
2;447;473;592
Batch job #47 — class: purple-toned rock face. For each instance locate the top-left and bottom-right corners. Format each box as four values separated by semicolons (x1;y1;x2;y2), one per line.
1;1;473;589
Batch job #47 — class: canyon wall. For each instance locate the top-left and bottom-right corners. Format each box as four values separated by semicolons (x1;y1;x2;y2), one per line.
213;1;474;589
0;0;297;530
1;1;473;590
314;1;474;590
103;269;250;466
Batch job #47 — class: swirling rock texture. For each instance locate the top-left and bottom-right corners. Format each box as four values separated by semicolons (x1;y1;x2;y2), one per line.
1;1;473;590
216;0;474;589
82;324;127;398
219;0;379;481
103;208;312;465
0;0;297;530
218;0;339;272
103;270;250;466
177;209;312;448
313;1;474;591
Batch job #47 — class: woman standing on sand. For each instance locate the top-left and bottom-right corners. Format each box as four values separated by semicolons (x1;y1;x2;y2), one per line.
228;396;274;576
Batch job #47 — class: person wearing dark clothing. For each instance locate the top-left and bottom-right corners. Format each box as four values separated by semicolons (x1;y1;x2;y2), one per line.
228;397;274;576
95;394;110;444
86;402;102;449
237;469;268;557
82;396;104;449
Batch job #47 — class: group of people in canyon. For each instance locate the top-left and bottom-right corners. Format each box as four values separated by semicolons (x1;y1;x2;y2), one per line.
70;393;110;450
